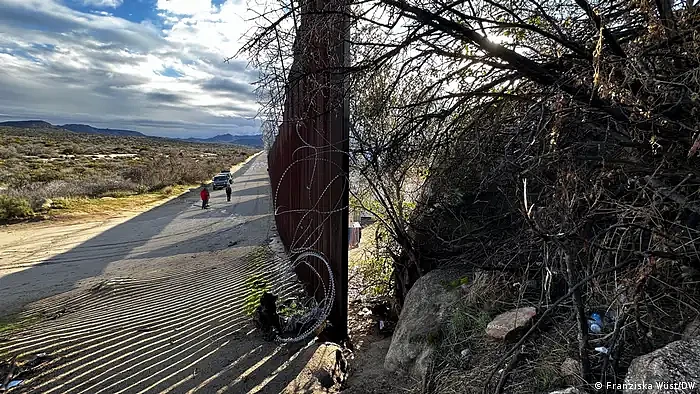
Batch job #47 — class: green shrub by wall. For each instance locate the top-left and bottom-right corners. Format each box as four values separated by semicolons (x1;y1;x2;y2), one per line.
0;195;34;220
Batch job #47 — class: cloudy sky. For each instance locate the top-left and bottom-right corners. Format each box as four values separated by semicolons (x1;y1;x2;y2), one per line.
0;0;263;138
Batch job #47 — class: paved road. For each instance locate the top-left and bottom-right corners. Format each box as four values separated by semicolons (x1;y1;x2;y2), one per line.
0;154;315;393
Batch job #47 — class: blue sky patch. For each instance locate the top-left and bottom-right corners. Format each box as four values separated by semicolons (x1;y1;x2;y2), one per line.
64;0;159;23
7;48;42;63
159;66;184;78
30;43;58;52
112;0;159;23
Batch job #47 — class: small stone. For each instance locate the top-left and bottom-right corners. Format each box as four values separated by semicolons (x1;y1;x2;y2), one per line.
485;307;537;340
40;198;53;210
560;357;578;378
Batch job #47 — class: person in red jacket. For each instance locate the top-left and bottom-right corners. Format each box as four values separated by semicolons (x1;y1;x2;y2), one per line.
200;186;210;209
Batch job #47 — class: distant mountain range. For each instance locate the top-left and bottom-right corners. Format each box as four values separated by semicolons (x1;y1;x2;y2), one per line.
184;134;263;147
0;120;263;148
0;120;54;129
0;120;145;137
61;123;145;137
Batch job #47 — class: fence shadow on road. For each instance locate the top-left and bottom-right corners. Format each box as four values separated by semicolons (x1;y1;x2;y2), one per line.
0;196;186;318
125;215;271;260
0;154;318;393
183;197;268;221
0;155;261;317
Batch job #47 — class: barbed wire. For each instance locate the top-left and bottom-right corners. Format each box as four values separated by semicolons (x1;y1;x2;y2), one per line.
274;251;336;343
269;124;349;343
245;0;351;344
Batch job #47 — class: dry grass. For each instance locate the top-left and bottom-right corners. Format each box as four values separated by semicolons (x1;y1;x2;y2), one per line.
348;223;393;298
0;126;256;221
48;184;193;218
0;313;42;339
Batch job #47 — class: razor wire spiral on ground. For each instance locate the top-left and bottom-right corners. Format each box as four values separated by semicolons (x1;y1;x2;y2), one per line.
248;0;351;344
269;122;349;344
274;252;336;343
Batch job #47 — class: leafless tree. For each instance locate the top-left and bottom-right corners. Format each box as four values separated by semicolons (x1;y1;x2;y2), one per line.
242;0;700;391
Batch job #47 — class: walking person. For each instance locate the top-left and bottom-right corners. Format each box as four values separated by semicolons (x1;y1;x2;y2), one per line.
225;181;232;202
200;186;210;209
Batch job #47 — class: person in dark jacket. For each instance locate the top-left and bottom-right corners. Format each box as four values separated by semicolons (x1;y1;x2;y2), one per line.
225;182;232;202
200;186;210;209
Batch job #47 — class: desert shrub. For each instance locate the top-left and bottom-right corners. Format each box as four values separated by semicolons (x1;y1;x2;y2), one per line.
49;199;69;209
0;195;34;220
60;143;84;155
121;155;238;190
7;172;31;188
82;179;141;197
0;146;18;159
0;125;256;208
37;180;82;197
17;143;49;157
29;168;62;183
86;161;104;169
5;178;141;204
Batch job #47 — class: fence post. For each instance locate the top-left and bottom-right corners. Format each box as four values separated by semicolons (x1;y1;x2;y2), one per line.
267;0;350;343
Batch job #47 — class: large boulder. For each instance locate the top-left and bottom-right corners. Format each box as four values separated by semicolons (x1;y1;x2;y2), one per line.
624;339;700;394
384;268;469;380
485;307;536;340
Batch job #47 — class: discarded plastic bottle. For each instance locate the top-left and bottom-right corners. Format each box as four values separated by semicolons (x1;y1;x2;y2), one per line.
589;313;603;333
594;346;609;354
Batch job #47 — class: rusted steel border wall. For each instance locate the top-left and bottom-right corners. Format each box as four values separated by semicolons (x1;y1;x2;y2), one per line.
267;0;349;339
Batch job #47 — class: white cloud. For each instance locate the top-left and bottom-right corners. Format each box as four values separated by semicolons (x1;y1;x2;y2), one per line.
83;0;123;8
0;0;263;137
162;0;253;55
156;0;215;16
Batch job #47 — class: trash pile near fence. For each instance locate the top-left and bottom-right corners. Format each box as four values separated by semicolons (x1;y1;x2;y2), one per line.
1;353;51;391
